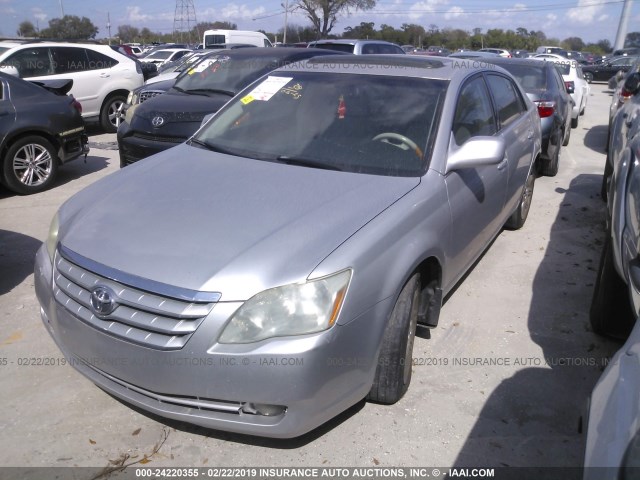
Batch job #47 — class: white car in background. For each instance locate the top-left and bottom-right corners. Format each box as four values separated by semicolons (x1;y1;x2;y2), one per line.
0;40;143;132
533;54;590;127
140;48;192;68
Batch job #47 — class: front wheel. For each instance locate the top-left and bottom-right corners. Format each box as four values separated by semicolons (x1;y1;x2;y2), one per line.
1;136;58;194
584;72;594;84
368;273;420;404
100;94;127;133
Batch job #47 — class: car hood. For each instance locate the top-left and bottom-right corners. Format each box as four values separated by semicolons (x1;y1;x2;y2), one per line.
58;143;419;301
130;90;231;139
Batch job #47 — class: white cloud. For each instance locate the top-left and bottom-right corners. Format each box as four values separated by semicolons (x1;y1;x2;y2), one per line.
220;4;267;21
407;0;449;20
513;3;527;11
567;0;605;24
31;7;47;23
445;6;464;20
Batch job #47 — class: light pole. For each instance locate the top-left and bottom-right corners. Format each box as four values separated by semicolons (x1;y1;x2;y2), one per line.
59;0;65;17
282;0;289;44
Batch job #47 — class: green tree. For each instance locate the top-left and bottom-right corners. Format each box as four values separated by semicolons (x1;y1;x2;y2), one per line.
343;21;377;39
400;23;426;47
625;32;640;48
40;15;98;39
117;25;140;43
562;37;585;51
296;0;376;38
17;20;38;37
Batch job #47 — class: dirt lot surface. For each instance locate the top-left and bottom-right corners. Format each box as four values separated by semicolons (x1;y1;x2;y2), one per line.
0;84;622;475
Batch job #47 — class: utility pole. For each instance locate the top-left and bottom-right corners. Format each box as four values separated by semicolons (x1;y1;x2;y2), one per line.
107;12;112;45
59;0;65;17
614;0;633;50
283;0;289;44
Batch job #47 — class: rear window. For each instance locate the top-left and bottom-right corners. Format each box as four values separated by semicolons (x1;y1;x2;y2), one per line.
498;64;547;90
314;43;355;54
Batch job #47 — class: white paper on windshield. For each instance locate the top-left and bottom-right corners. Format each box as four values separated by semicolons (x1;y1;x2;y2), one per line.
189;59;216;74
244;76;293;102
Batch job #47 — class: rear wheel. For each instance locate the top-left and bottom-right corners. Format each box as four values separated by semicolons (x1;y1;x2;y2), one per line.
540;137;560;177
505;168;535;230
2;136;58;194
601;156;613;202
590;236;635;339
100;94;127;133
368;273;420;404
571;114;579;129
584;72;594;83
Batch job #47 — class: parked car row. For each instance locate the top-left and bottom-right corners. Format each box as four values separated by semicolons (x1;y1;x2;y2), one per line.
584;68;640;479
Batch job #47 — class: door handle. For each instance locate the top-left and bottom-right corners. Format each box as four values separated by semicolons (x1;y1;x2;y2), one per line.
497;158;508;171
527;130;534;139
99;73;110;78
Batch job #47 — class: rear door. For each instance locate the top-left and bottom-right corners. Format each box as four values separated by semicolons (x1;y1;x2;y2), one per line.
0;79;16;148
485;73;535;216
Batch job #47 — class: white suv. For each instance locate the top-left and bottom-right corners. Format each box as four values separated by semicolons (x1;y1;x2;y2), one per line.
0;41;144;132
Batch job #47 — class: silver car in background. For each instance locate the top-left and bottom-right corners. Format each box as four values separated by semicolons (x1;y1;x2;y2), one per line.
35;56;541;438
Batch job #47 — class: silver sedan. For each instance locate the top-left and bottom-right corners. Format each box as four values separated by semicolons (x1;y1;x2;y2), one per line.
35;55;541;438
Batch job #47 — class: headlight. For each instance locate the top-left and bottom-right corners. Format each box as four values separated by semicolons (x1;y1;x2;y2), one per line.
124;103;138;124
218;270;351;344
126;91;135;104
45;213;59;261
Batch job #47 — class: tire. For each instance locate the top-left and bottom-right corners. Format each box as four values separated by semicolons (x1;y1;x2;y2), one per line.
571;114;579;129
100;94;127;133
1;136;58;195
562;122;571;146
584;72;593;84
590;236;635;339
539;136;560;177
505;168;535;230
601;156;613;202
368;273;420;404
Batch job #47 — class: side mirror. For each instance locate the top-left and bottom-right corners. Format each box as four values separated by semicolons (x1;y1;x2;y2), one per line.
623;72;640;96
446;136;506;173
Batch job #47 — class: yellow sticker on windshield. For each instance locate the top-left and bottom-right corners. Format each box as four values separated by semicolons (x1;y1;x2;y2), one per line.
241;95;255;105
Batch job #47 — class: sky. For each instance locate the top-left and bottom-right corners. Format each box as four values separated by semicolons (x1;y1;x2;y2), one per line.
0;0;638;45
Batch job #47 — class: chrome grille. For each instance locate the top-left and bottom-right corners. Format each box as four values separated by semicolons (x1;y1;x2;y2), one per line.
139;90;164;103
53;250;218;350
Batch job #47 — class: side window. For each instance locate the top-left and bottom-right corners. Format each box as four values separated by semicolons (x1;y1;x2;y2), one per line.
485;74;525;128
362;44;378;54
51;47;89;74
3;48;53;77
85;49;118;69
452;76;497;146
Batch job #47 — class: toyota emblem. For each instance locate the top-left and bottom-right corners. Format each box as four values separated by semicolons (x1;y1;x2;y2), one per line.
90;286;117;316
151;116;165;127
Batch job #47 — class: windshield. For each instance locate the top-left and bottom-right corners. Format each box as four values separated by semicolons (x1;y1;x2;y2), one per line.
175;54;292;93
313;43;355;53
194;72;446;177
146;51;174;60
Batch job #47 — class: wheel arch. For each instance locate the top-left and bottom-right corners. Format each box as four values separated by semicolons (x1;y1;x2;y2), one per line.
100;89;130;111
1;129;61;165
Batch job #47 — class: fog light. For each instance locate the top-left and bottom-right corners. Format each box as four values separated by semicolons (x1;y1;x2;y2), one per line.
242;403;286;416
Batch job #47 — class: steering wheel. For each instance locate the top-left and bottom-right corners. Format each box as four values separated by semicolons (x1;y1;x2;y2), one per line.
372;132;423;159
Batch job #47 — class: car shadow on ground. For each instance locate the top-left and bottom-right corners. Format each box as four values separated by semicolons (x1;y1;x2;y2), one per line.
450;174;620;477
104;390;367;449
0;229;42;296
583;125;609;154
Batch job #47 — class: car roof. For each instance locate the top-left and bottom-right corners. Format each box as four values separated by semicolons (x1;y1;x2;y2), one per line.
312;39;398;45
200;46;347;59
277;54;512;82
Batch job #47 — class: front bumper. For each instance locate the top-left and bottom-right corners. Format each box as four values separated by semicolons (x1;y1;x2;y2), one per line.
34;245;386;438
117;121;183;167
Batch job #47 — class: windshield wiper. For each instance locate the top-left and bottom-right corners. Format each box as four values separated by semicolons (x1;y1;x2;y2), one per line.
172;85;186;93
276;156;342;171
189;138;239;156
185;88;235;97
